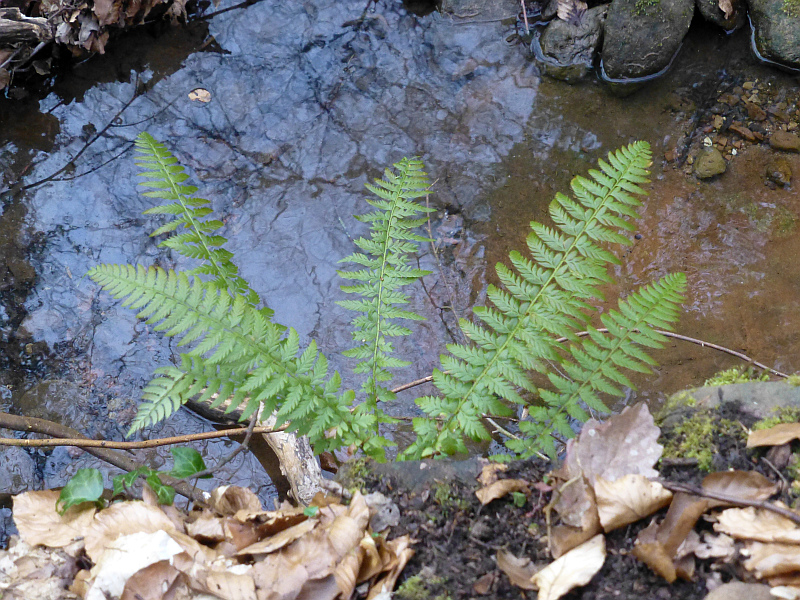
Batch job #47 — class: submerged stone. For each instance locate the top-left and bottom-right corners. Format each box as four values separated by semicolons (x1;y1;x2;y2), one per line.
765;156;792;186
770;130;800;152
534;5;607;83
694;148;727;179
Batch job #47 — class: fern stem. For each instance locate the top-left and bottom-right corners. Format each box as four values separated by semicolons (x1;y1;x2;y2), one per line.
437;148;647;442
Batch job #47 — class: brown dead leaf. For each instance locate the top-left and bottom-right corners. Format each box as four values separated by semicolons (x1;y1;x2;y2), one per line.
550;476;602;558
570;403;663;485
200;568;257;600
473;571;497;595
748;422;800;448
13;490;96;548
632;520;677;583
84;501;179;561
367;535;414;600
693;533;736;561
477;462;508;487
0;68;10;90
186;514;225;542
121;559;186;600
742;541;800;578
532;534;606;600
714;506;800;544
771;586;800;600
594;475;672;532
475;479;530;505
718;0;733;19
703;470;779;501
235;518;317;556
496;549;538;590
210;486;262;516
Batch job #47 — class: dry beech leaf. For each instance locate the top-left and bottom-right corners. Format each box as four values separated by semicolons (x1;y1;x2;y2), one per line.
714;506;800;543
532;534;606;600
367;535;414;600
550;477;602;558
702;470;779;502
235;518;317;556
496;549;537;590
13;490;96;548
186;514;226;542
632;519;677;583
201;568;257;600
210;486;262;516
742;541;800;578
771;586;800;600
475;479;530;505
572;402;663;485
747;423;800;448
84;501;179;561
334;549;363;599
120;559;186;600
594;474;672;532
693;533;736;560
477;462;508;487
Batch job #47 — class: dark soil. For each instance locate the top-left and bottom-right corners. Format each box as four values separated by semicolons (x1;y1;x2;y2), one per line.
340;401;793;600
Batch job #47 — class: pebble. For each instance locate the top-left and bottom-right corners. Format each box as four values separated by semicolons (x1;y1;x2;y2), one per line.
770;131;800;152
729;123;757;142
703;582;772;600
694;148;726;179
746;102;767;121
766;157;793;186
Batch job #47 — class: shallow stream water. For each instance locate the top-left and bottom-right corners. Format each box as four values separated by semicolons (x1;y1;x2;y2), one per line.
0;0;799;518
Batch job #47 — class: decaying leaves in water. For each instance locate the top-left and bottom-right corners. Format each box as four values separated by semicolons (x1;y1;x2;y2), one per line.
718;0;734;19
747;422;800;448
556;0;588;25
532;534;606;600
4;486;412;599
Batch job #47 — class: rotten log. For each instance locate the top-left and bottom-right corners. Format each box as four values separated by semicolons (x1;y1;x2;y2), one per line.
0;8;52;45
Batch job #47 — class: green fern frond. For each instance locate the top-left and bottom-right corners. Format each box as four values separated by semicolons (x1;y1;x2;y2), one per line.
134;133;261;307
88;264;345;435
403;141;685;460
337;157;434;450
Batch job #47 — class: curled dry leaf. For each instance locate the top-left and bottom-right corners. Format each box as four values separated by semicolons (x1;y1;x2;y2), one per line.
120;559;186;600
188;88;212;103
550;476;602;558
496;549;538;590
83;501;179;561
718;0;733;19
475;479;530;505
747;423;800;448
771;586;800;600
693;533;736;561
594;474;672;532
715;506;800;544
742;541;800;579
632;519;677;583
477;462;509;487
532;534;606;600
367;535;415;600
210;486;262;516
13;490;96;548
235;518;317;556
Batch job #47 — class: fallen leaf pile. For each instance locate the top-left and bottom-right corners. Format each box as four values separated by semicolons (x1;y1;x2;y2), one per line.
0;484;412;599
482;402;800;600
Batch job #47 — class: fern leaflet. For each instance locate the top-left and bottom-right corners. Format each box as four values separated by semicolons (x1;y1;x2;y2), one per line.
337;158;434;455
402;141;685;459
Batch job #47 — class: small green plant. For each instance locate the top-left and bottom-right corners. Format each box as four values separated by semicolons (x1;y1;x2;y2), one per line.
87;134;684;463
752;406;800;431
704;366;769;387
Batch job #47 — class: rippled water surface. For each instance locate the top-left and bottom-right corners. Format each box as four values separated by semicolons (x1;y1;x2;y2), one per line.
0;0;799;510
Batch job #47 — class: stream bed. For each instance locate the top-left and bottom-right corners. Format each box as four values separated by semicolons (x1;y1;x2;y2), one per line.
0;0;799;522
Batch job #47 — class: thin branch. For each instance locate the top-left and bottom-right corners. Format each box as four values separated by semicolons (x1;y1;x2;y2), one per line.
181;412;260;481
0;411;288;449
659;479;800;526
0;412;206;503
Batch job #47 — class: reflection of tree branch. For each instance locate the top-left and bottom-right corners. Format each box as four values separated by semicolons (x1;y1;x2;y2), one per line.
0;411;208;503
659;479;800;526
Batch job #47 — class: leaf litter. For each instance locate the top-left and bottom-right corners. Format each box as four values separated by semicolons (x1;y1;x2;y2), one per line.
1;484;411;599
6;402;800;599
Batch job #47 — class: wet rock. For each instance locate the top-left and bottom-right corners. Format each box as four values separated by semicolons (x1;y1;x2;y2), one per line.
695;0;747;31
601;0;694;81
439;0;518;19
766;157;792;186
694;148;727;179
747;0;800;69
745;102;767;121
0;445;38;495
703;581;773;600
770;130;800;152
729;123;757;142
533;5;607;83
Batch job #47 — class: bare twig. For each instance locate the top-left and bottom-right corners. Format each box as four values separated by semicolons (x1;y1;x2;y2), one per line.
520;0;530;34
0;412;206;503
181;412;260;480
659;479;800;526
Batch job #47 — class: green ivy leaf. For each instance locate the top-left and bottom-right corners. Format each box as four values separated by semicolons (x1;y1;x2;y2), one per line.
303;506;319;517
169;447;210;478
58;468;104;514
511;491;527;508
145;472;176;505
112;467;154;497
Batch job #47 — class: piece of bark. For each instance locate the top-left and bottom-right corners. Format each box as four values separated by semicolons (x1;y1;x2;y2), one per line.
0;8;53;44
